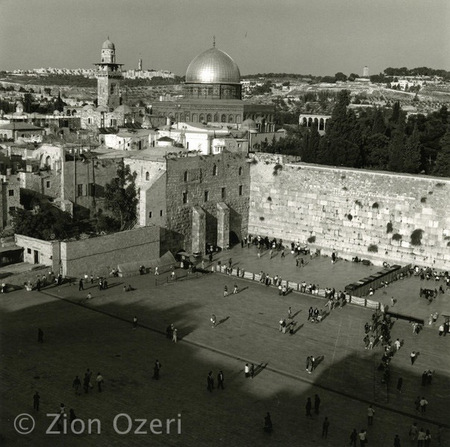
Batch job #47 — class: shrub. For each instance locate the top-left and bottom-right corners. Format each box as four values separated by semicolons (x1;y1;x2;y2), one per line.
392;233;402;241
307;235;316;243
347;214;353;221
368;244;378;253
267;196;272;202
355;200;363;207
259;216;265;221
420;197;427;203
372;202;379;209
435;182;445;188
410;229;424;246
386;222;393;233
342;186;348;191
273;164;283;176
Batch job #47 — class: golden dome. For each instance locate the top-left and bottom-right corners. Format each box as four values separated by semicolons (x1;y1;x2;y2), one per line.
185;47;240;84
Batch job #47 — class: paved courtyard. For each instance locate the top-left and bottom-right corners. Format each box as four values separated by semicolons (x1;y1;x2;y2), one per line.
0;246;449;446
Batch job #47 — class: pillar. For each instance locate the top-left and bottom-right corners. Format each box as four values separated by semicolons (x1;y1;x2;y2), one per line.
191;206;206;254
217;202;230;250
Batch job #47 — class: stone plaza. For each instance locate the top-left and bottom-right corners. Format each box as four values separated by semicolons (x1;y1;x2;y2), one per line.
1;245;449;446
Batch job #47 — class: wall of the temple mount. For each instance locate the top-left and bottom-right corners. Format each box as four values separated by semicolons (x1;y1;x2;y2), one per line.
248;157;450;269
165;152;250;253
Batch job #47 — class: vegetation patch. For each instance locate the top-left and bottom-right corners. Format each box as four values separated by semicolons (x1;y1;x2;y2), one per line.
273;163;283;176
420;197;427;203
355;200;363;207
342;186;348;191
435;182;445;188
372;202;379;209
368;244;378;253
386;222;393;233
259;216;265;221
410;229;424;246
267;196;272;202
347;214;353;221
307;235;316;243
392;233;402;241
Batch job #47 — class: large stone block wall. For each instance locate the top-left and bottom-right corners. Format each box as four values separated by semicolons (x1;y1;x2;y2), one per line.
248;158;450;269
165;152;250;252
59;226;160;277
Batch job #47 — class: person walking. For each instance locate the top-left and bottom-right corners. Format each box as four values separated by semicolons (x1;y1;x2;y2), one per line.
166;323;174;339
350;428;358;447
96;372;104;392
358;429;368;446
132;316;138;329
233;284;238;294
244;363;250;378
69;409;77;423
37;328;44;343
264;412;273;433
367;405;375;426
410;351;417;365
78;278;84;291
306;356;311;373
305;397;313;418
409;422;419;441
310;356;316;372
393;434;401;447
33;391;40;411
250;363;255;379
153;360;161;380
419;396;428;413
288;306;292;319
207;371;214;392
223;285;228;297
396;377;403;393
172;328;178;343
322;417;329;439
314;394;321;415
217;371;224;389
211;314;217;328
72;375;81;395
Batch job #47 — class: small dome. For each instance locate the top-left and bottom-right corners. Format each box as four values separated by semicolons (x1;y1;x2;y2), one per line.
102;39;115;50
186;47;240;84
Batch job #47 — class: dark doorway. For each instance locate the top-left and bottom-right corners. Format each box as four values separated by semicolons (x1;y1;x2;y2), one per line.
229;231;240;247
34;250;39;264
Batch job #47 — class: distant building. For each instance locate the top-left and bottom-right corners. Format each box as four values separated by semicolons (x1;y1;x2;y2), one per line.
362;66;369;78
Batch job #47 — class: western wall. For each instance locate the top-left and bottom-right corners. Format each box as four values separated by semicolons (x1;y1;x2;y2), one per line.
248;155;450;270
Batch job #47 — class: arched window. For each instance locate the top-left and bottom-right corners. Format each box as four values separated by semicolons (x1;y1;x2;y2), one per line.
206;114;212;122
213;164;218;176
228;115;234;123
145;172;149;181
238;167;243;176
221;114;226;123
192;113;198;122
199;114;205;123
214;113;219;122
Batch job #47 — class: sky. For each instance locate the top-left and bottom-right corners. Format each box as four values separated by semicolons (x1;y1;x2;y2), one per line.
1;0;449;77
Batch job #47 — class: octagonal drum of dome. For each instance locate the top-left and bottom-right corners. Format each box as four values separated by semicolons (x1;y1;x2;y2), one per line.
185;48;241;84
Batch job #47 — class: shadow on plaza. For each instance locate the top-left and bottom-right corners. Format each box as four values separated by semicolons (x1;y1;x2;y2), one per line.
1;277;449;447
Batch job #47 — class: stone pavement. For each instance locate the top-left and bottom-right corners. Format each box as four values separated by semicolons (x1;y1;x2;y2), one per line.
0;248;449;446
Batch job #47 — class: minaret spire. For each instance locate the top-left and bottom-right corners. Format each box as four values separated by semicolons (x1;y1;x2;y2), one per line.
213;35;215;48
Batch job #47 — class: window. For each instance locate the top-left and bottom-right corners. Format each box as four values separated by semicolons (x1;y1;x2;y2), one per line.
149;212;152;218
204;191;209;202
46;181;50;188
145;172;150;181
184;171;188;182
77;184;83;197
238;167;243;176
87;118;92;125
213;165;218;176
27;248;31;254
88;183;95;196
182;192;188;204
8;190;14;196
160;210;163;217
239;185;243;196
221;188;226;199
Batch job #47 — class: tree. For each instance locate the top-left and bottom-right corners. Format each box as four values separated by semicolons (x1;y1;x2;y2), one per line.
104;160;138;230
403;125;422;173
388;124;405;172
334;72;348;82
433;127;450;176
